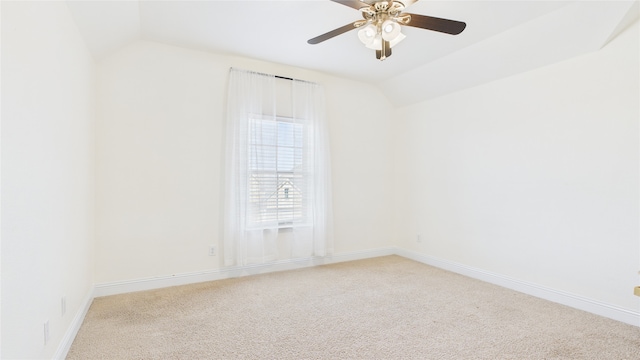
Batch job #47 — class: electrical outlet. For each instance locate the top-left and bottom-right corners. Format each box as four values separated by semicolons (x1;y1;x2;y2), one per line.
634;286;640;297
61;296;67;316
44;321;50;345
416;234;422;243
208;245;216;256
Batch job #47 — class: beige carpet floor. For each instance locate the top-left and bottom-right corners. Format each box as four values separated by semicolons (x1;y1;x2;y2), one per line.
67;256;640;359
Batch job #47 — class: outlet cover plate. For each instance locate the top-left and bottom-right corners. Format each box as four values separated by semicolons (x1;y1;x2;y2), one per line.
634;286;640;297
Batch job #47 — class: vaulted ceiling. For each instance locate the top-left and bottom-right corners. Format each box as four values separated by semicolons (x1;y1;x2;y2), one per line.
67;0;638;106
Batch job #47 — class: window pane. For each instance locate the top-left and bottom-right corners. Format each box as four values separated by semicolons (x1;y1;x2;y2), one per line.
277;121;294;147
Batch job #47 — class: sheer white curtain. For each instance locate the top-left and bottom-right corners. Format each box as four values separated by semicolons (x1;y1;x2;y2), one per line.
224;68;333;266
291;79;334;258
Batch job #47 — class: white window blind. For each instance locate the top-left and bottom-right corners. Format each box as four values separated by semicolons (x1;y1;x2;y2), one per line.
248;116;310;228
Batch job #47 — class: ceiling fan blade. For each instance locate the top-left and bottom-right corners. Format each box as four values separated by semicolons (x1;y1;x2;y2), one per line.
329;0;368;10
307;23;358;44
404;13;466;35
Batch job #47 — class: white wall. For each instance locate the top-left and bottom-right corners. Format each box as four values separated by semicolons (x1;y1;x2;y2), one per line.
1;1;96;359
394;20;639;313
95;41;395;284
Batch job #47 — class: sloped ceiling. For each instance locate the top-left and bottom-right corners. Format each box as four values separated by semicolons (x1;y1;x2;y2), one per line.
66;0;638;106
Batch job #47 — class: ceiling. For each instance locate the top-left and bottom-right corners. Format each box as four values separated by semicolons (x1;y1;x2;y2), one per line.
66;0;638;106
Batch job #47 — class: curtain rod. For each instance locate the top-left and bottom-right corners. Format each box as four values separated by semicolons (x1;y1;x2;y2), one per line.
230;67;314;84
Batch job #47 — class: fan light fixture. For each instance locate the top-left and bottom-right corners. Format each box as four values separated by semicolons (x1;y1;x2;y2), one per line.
358;20;405;52
381;20;405;45
357;24;377;48
353;1;411;60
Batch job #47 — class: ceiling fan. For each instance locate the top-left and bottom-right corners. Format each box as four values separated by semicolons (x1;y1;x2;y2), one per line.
308;0;466;60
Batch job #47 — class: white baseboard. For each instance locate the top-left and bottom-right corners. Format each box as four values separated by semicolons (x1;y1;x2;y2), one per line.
395;248;640;327
94;247;396;298
53;287;94;360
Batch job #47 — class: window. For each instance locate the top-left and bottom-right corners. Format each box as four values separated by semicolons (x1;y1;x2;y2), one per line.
248;116;309;228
